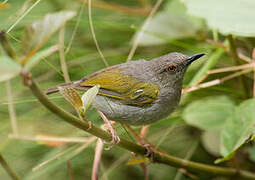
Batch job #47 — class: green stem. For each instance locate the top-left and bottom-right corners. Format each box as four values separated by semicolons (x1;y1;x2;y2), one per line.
21;71;255;179
227;35;250;97
0;31;16;59
0;153;20;180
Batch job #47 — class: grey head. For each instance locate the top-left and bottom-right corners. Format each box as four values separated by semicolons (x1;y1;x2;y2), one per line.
148;52;205;88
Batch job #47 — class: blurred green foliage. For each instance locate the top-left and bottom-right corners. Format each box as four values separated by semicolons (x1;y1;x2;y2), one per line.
1;0;255;179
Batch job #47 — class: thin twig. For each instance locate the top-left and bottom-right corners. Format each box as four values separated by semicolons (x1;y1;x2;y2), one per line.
7;0;41;33
208;64;254;74
9;134;92;143
100;154;129;179
76;0;151;16
20;71;255;179
139;125;150;180
92;138;104;180
59;26;71;82
67;160;74;180
33;146;75;171
88;0;109;67
140;125;150;139
238;52;252;63
195;63;254;85
140;163;149;180
0;153;20;180
6;81;18;134
2;0;9;4
154;125;176;150
183;69;253;94
126;0;163;61
206;39;227;50
32;137;96;171
65;0;86;54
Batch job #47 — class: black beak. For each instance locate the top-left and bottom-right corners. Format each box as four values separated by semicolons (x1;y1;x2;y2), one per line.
185;53;205;66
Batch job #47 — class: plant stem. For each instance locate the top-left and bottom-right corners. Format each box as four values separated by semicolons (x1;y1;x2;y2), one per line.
76;0;151;16
0;31;16;59
0;153;20;180
21;71;255;179
227;35;250;97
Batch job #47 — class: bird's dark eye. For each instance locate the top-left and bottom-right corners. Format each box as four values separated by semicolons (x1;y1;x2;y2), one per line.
167;65;177;72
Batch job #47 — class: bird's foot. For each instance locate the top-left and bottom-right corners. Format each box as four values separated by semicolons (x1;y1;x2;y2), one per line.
101;123;120;150
143;143;155;162
98;110;120;150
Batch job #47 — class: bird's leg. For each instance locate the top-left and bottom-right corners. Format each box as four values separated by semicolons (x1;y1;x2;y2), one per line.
97;110;120;150
140;126;156;160
125;125;155;160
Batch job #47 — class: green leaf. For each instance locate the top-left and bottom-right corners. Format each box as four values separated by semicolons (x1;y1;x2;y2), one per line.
214;152;235;164
201;130;221;156
0;56;21;82
21;10;76;56
24;45;59;70
133;0;202;46
58;86;83;112
183;96;235;130
182;0;255;37
81;85;100;113
220;99;255;159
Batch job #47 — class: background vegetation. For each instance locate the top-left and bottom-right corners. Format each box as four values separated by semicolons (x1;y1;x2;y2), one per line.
1;0;255;179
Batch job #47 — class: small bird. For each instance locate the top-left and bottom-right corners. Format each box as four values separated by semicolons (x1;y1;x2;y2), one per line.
46;52;205;125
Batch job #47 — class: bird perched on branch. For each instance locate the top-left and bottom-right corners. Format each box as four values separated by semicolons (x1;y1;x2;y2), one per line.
46;52;205;125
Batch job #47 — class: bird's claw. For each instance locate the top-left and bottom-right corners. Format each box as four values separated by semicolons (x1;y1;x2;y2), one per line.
143;143;155;162
101;124;120;150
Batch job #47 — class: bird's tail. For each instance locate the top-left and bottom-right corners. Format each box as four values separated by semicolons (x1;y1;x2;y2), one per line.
45;81;78;95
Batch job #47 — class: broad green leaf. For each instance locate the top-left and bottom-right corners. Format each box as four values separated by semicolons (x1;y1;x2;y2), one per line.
21;11;76;56
133;0;202;46
201;130;221;156
0;55;21;82
220;99;255;159
81;85;100;113
183;96;235;130
182;0;255;37
24;45;59;70
58;86;83;112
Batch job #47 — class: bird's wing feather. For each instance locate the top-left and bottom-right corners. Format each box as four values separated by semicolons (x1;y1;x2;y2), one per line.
78;67;160;106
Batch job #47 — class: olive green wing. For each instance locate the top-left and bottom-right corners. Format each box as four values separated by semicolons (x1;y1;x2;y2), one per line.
79;68;160;106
